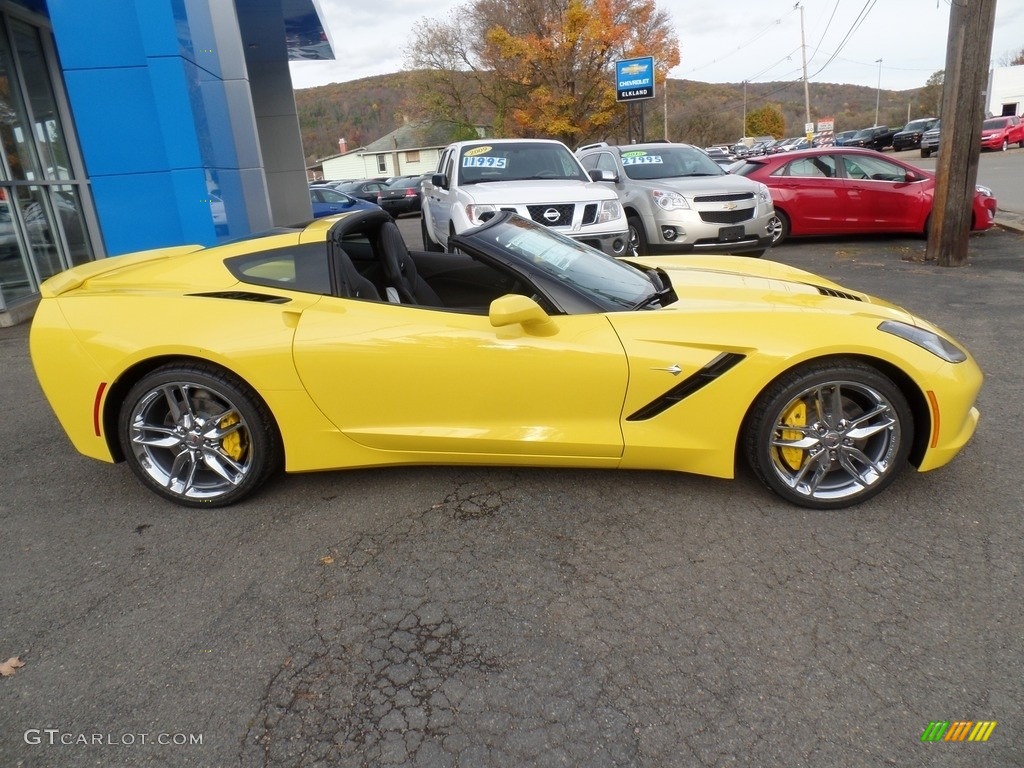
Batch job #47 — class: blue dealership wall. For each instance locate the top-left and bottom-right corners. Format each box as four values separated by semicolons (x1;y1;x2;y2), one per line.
46;0;273;255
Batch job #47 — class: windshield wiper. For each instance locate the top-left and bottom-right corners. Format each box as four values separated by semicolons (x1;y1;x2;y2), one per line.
630;268;673;310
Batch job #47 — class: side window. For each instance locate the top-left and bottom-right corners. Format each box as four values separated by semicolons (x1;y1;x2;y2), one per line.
226;243;331;295
579;153;599;171
442;151;455;183
596;153;618;175
784;156;836;178
842;155;906;182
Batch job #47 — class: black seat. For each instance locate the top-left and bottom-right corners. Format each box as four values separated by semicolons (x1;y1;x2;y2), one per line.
330;243;380;301
377;220;444;306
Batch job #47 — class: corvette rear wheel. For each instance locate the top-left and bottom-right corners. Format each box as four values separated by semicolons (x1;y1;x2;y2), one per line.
744;361;912;509
118;363;281;507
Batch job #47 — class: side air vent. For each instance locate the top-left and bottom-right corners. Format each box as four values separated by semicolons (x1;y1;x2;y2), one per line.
627;352;746;421
189;291;291;304
814;286;863;301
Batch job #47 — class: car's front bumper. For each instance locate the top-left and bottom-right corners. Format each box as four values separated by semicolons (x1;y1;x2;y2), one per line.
645;208;776;255
573;229;631;257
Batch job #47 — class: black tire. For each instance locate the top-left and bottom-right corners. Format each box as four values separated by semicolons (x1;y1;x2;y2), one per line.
743;359;912;509
421;215;442;252
118;363;282;508
767;210;790;246
446;224;459;253
627;215;648;256
920;148;931;159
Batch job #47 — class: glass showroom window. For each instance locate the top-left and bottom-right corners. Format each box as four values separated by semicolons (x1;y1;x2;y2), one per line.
0;10;96;311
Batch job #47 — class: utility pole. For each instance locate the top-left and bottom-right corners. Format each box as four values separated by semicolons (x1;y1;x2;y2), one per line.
796;3;810;126
742;80;747;137
926;0;997;267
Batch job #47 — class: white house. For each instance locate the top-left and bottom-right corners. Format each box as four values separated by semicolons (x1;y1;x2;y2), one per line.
987;64;1024;117
317;121;465;181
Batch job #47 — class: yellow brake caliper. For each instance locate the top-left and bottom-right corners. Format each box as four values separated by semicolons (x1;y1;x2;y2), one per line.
219;413;247;462
780;401;807;471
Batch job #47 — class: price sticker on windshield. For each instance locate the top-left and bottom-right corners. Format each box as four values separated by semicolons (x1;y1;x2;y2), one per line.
462;156;507;168
622;154;663;165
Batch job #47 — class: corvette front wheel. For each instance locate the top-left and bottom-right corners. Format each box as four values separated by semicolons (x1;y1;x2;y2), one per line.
118;363;282;507
744;361;912;509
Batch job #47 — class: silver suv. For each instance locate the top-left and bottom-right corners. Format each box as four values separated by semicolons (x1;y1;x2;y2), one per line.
577;142;775;257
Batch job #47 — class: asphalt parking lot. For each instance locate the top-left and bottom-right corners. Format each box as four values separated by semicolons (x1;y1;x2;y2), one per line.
1;219;1022;767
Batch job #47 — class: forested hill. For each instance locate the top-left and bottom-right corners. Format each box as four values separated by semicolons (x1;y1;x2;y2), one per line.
294;72;924;164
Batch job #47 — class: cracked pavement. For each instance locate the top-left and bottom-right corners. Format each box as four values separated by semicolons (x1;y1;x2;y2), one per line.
1;227;1022;767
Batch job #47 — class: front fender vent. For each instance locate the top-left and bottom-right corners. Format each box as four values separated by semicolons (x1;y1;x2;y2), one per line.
627;352;746;421
189;291;291;304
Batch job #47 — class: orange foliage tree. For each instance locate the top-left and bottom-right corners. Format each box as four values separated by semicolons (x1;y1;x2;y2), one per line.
406;0;679;146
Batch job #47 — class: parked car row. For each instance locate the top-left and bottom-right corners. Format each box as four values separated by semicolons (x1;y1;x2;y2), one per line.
918;115;1023;158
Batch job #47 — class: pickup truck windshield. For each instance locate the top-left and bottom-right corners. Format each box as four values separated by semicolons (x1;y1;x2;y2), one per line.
457;142;589;185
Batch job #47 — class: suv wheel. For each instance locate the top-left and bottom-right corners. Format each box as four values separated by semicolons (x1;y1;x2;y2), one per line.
627;216;648;256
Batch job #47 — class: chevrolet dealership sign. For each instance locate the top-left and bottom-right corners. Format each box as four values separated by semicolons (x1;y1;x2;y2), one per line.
616;57;655;102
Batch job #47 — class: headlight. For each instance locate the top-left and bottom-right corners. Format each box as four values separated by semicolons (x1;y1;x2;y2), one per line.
976;184;994;198
651;189;690;211
597;199;623;223
756;183;772;205
465;203;497;226
878;320;967;363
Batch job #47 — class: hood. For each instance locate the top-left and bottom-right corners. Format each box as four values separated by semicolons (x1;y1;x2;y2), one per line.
458;179;617;204
628;173;761;198
629;254;916;322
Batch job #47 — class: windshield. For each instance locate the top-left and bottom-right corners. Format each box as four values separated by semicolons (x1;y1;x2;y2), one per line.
457;142;589;184
903;119;934;131
473;215;654;311
619;146;724;180
983;118;1009;129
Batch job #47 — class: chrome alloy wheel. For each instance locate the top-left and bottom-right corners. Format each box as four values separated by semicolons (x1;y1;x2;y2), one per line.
768;380;902;504
128;381;254;501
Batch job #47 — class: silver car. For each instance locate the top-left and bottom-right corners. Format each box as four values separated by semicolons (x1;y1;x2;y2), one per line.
577;142;775;257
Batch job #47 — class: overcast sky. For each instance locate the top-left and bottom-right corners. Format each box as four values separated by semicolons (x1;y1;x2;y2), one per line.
290;0;1024;93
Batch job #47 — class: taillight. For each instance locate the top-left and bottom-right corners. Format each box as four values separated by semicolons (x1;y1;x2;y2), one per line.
405;189;416;197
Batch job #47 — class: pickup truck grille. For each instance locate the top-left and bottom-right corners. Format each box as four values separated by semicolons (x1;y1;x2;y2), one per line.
526;204;574;227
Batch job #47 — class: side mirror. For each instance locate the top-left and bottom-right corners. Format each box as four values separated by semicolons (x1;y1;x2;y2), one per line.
588;168;617;183
489;294;556;335
431;173;448;190
904;170;922;182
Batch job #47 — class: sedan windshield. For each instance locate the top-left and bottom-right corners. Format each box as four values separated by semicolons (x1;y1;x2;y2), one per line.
619;146;724;180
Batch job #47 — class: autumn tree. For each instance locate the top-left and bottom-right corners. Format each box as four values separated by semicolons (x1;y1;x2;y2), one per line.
405;0;680;145
917;70;944;117
745;104;784;139
996;47;1024;66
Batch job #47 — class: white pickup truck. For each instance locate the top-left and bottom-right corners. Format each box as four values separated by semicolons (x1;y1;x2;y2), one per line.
420;139;630;257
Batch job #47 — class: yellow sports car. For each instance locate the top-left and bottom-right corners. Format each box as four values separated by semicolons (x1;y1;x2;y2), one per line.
30;209;981;509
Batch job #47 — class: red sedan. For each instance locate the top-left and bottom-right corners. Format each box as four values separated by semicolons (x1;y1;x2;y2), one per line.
980;115;1024;152
731;147;997;245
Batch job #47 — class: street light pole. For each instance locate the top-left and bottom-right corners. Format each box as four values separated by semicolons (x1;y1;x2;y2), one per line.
874;58;883;126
